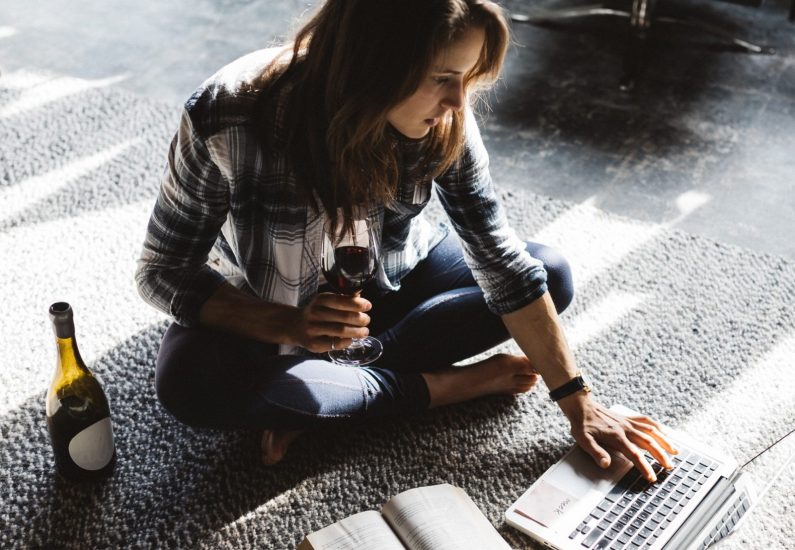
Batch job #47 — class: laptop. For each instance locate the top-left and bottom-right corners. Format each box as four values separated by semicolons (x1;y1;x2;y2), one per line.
505;404;789;550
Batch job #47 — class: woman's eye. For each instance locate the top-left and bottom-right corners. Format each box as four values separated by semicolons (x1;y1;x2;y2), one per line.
433;77;449;84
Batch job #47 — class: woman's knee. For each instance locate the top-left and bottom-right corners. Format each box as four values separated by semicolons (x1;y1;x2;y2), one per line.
154;324;207;425
526;243;574;313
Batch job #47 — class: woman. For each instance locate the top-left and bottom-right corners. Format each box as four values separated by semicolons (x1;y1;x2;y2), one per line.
136;0;676;478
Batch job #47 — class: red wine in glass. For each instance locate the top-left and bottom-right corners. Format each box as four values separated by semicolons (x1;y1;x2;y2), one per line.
323;245;377;295
320;213;383;365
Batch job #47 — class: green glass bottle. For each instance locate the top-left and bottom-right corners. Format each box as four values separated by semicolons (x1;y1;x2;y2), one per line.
46;302;116;481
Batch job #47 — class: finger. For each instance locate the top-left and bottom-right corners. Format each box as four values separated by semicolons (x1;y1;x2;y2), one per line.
627;430;674;471
308;322;369;339
615;436;656;483
336;338;353;349
312;307;371;327
627;415;662;430
315;293;372;312
577;433;612;469
307;337;354;353
327;336;354;351
630;421;679;456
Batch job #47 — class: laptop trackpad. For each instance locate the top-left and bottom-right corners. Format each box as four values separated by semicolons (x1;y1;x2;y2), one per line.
515;447;632;529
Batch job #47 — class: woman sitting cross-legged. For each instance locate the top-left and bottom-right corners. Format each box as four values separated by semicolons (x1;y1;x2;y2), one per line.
135;0;676;480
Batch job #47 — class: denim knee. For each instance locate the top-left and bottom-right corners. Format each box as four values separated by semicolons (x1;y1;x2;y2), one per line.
154;345;189;422
527;243;575;313
154;325;206;426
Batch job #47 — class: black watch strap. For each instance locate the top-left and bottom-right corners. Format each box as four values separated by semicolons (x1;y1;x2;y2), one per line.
548;371;591;402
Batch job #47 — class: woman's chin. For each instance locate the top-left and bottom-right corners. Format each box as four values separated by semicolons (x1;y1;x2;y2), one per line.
403;125;432;139
389;121;431;140
414;128;432;139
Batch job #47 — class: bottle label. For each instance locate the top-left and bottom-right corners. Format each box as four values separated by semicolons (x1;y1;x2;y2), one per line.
68;417;114;470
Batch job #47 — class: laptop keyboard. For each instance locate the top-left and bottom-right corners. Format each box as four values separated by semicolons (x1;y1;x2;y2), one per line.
697;489;751;550
568;450;718;549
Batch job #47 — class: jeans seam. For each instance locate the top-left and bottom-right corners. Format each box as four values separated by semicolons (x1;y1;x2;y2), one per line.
257;378;365;418
413;287;481;315
356;370;370;413
258;397;359;418
260;378;362;390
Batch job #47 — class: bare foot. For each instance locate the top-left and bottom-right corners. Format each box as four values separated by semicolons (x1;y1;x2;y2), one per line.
479;353;540;395
422;353;540;408
261;429;303;465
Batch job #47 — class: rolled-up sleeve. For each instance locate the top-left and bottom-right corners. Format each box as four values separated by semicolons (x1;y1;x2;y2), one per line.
135;108;229;326
434;109;548;315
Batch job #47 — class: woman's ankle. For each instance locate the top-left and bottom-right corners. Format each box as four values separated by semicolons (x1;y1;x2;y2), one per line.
261;429;303;465
422;354;538;408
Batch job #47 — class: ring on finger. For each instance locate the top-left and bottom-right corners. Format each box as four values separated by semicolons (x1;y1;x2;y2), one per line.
331;338;336;350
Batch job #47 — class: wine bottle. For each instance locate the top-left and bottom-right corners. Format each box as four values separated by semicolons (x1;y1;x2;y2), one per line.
46;302;116;481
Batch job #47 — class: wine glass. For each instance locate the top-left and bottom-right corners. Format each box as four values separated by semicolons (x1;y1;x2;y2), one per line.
320;209;383;366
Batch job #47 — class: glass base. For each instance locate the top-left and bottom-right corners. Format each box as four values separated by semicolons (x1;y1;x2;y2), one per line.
328;337;383;366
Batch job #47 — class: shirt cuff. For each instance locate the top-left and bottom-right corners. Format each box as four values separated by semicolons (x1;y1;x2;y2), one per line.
483;266;549;316
170;266;228;327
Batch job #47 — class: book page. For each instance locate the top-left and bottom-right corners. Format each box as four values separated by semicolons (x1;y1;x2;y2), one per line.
381;484;511;550
301;510;406;550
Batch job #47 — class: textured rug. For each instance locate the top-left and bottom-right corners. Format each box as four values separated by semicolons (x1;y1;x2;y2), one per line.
1;69;793;549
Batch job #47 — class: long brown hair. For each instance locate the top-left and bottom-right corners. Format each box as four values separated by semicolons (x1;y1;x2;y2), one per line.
259;0;509;232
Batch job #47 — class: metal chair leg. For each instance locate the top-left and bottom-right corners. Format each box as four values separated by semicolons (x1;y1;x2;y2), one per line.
655;15;774;53
511;0;776;59
620;0;657;91
630;0;655;28
510;5;630;23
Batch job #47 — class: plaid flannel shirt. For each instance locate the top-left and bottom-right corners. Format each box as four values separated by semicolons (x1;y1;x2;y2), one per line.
135;50;547;340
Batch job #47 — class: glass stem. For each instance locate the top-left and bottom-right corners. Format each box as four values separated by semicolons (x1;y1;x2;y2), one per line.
348;338;365;350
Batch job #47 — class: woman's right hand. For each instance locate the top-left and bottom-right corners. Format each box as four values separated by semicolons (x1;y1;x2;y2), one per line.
289;293;372;353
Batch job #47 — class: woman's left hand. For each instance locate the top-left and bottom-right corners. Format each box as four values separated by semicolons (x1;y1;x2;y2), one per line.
557;393;679;482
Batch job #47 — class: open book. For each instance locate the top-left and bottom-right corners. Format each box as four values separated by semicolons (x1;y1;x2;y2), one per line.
297;484;511;550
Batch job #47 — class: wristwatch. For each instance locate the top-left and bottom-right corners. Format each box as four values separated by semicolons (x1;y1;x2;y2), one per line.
548;370;592;402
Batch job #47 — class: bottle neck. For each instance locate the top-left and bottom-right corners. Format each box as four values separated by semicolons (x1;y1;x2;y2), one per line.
52;315;75;339
54;336;86;384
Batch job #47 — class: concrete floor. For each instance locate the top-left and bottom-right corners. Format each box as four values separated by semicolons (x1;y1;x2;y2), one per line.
1;0;793;260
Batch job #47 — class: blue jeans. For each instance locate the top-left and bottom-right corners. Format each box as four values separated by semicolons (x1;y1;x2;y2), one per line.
154;234;574;431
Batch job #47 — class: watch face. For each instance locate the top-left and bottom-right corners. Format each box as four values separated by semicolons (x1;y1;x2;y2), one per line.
580;370;592;390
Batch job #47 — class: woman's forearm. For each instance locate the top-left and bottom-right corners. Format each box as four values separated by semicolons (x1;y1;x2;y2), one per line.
198;282;300;346
502;292;598;420
501;292;579;392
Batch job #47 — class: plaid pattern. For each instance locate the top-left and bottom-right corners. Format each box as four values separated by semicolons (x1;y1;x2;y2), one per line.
135;50;547;334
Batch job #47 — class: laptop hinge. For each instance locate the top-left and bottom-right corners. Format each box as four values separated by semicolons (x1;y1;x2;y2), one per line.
662;477;735;550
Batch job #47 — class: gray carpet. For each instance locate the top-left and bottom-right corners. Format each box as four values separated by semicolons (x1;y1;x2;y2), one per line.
1;69;793;549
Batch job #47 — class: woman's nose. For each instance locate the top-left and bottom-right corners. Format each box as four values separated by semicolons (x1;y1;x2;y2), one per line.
441;82;465;111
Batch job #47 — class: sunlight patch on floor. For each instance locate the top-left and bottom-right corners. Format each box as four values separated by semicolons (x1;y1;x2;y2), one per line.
531;190;711;288
0;71;129;119
0;138;141;223
530;196;663;288
0;199;166;416
218;478;316;537
0;68;59;90
464;190;710;365
565;291;646;350
674;190;712;221
678;333;795;456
